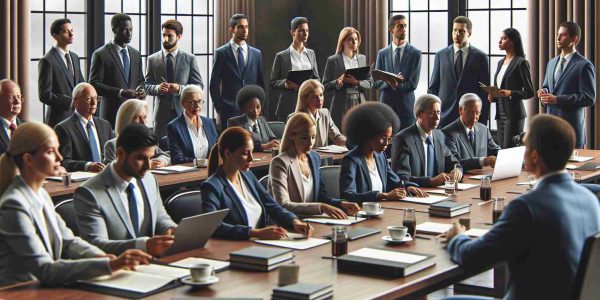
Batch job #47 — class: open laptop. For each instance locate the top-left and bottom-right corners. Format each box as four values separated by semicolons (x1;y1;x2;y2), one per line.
162;209;229;256
471;146;526;181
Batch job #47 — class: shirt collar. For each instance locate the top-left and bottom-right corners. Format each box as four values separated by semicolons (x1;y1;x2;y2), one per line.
289;44;307;55
392;40;407;52
533;170;568;189
184;112;202;127
230;40;247;52
112;41;128;52
460;118;474;133
246;116;256;127
109;163;135;192
0;116;15;128
560;51;576;63
416;121;432;141
53;45;69;56
453;43;470;53
163;48;179;58
74;110;94;126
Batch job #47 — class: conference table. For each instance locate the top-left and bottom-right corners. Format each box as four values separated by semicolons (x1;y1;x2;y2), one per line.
1;149;599;299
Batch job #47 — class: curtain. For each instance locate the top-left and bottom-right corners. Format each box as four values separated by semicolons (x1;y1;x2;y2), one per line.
216;0;256;47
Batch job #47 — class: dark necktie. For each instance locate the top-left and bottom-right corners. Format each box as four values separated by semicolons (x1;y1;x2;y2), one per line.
126;183;139;236
394;47;402;74
8;123;16;137
455;49;463;79
121;48;130;85
86;121;101;162
166;53;175;83
554;57;566;84
65;53;75;81
251;123;261;142
425;136;435;177
468;130;475;152
237;47;246;74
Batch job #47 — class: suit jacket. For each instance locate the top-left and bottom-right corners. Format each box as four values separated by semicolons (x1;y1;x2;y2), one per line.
0;176;109;286
166;114;218;164
391;123;460;187
447;173;600;300
201;168;298;240
103;138;170;166
54;114;115;172
492;56;534;121
227;115;276;152
442;119;500;171
542;52;596;148
89;42;145;127
269;151;341;215
428;45;490;127
74;167;177;255
289;109;345;148
38;47;85;127
144;49;204;138
0;117;25;156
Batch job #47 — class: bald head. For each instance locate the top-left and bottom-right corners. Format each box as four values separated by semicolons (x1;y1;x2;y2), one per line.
72;83;98;119
0;79;22;120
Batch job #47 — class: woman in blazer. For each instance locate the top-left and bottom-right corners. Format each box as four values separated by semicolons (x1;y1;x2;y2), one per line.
269;113;359;218
167;85;218;164
323;27;373;126
270;17;320;121
227;85;279;152
201;127;313;240
0;122;150;286
489;28;534;148
339;102;426;203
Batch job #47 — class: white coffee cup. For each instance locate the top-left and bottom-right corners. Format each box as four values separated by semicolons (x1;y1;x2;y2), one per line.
194;158;209;168
362;202;381;215
190;264;215;282
387;225;409;241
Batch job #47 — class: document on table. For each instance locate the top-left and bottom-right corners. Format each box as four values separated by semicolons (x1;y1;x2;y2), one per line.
436;183;479;190
465;228;489;238
303;217;366;225
47;171;96;182
255;238;330;250
416;222;453;235
169;257;230;272
423;189;448;195
348;248;428;264
569;156;594;162
314;145;349;154
79;264;187;293
151;165;198;174
469;175;491;180
400;195;448;204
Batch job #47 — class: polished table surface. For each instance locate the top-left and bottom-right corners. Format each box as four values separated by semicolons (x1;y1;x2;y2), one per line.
2;149;599;299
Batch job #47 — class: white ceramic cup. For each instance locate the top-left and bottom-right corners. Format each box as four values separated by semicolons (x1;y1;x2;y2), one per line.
387;225;409;241
190;264;215;282
362;202;381;214
194;158;209;168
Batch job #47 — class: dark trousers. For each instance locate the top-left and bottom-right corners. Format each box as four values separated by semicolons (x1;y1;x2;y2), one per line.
496;105;524;148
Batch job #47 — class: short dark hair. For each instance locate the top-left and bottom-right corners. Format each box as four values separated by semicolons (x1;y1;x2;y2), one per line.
342;102;400;147
50;18;71;36
388;14;406;30
290;17;308;31
116;123;157;153
111;13;132;29
229;14;248;28
162;19;183;35
453;16;472;33
236;85;265;111
559;21;581;38
525;114;575;172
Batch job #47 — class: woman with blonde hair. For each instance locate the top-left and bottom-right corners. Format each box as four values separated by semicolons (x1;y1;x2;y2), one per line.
323;27;373;126
0;122;151;286
270;113;359;218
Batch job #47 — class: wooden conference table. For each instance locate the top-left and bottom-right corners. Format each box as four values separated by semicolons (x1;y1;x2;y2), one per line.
2;149;599;299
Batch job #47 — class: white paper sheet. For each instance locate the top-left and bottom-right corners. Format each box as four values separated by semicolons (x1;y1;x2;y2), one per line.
169;257;230;271
303;217;366;225
423;189;448;195
47;171;96;182
465;228;489;238
314;145;349;154
469;175;490;180
400;195;448;204
348;248;427;264
416;222;453;234
135;264;189;279
569;156;594;162
79;270;174;294
254;238;330;250
151;165;197;174
436;183;479;190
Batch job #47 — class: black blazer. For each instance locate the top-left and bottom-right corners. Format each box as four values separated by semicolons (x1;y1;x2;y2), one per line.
227;115;276;152
38;47;85;127
492;56;534;121
54;114;115;172
0;118;25;156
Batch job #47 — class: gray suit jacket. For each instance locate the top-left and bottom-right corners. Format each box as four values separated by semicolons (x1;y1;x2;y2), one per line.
74;167;177;255
0;176;110;286
289;109;345;148
227;115;276;152
103;138;170;166
442;119;500;171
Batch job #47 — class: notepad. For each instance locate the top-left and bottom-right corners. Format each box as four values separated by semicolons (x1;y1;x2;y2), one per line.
150;165;198;174
416;222;453;235
303;217;366;225
255;238;330;250
79;264;188;294
314;145;349;154
400;195;448;204
348;248;428;264
47;171;96;182
169;257;230;272
465;228;489;238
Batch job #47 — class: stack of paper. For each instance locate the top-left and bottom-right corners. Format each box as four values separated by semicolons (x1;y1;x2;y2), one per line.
465;228;489;238
47;171;96;182
314;145;349;154
255;238;330;250
401;195;448;204
150;165;198;175
303;217;366;225
416;222;453;235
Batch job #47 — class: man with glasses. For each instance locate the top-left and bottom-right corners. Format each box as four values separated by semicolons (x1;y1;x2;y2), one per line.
0;79;26;156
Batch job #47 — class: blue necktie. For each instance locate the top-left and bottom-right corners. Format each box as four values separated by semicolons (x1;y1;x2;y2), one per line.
394;47;401;74
468;130;475;151
237;47;246;75
127;183;139;236
121;48;130;85
86;121;101;162
554;57;565;86
426;136;435;177
455;49;463;79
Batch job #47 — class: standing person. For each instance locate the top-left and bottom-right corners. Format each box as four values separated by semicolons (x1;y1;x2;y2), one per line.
0;80;26;156
429;16;490;127
270;17;320;122
374;15;421;129
38;18;85;127
145;19;203;139
538;21;596;148
323;27;373;127
89;13;146;128
210;14;265;130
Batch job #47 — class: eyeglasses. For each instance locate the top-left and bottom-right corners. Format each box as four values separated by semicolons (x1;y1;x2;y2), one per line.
183;99;205;106
77;96;98;104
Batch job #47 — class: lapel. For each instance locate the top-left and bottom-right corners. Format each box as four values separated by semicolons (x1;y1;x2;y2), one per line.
219;171;249;225
41;200;62;259
50;47;75;88
240;171;267;225
308;152;319;200
357;154;372;190
474;123;488;156
106;43;129;85
445;46;458;84
499;57;518;88
173;51;185;81
458;46;477;84
225;43;243;79
335;53;346;73
258;117;270;141
127;46;140;86
555;53;579;88
0;123;9;150
374;153;387;192
385;44;394;71
411;126;426;173
282;48;293;74
17;179;57;259
307;49;319;77
155;52;168;83
176;115;194;154
72;52;82;83
455;121;474;156
312;111;328;147
137;178;156;235
399;45;410;69
102;169;137;238
433;131;445;173
72;114;90;144
287;154;305;201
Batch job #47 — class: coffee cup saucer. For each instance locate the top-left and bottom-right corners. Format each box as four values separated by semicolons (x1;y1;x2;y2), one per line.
357;209;384;217
382;235;413;244
181;275;219;286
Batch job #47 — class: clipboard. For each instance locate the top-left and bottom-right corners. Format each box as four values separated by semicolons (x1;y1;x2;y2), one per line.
479;82;503;98
286;69;314;85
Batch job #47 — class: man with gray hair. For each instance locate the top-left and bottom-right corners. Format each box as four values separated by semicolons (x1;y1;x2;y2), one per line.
0;79;25;156
442;93;500;171
391;94;461;187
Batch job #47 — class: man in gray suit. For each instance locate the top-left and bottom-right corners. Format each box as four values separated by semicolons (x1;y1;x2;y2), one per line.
443;93;500;172
74;124;177;256
145;19;204;139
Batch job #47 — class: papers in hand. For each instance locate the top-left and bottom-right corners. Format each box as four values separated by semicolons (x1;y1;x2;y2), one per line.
416;222;452;235
255;236;330;250
47;171;95;182
372;69;402;85
150;165;198;175
400;195;448;204
479;82;503;98
314;145;349;154
303;217;366;225
79;264;188;294
170;257;230;272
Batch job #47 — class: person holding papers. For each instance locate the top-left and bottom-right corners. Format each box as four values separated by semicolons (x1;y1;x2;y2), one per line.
202;127;314;240
339;102;426;203
444;115;600;300
269;113;360;218
322;27;373;126
75;124;177;256
0;122;151;286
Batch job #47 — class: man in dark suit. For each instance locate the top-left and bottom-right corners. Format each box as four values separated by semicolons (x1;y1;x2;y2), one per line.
443;93;500;172
428;16;490;127
210;14;265;130
374;14;421;129
89;13;146;127
391;94;461;187
55;83;114;173
538;21;596;148
444;114;600;300
38;18;85;127
0;80;25;156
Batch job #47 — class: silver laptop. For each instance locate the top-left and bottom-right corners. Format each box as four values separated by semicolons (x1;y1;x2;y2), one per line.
471;146;526;181
163;209;230;256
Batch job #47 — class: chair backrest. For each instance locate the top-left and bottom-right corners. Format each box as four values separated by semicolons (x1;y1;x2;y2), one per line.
268;121;286;140
159;136;169;152
572;231;600;300
320;165;341;199
54;199;78;236
258;175;269;191
165;190;203;223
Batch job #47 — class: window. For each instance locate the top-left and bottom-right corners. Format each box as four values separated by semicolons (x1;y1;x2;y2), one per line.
104;0;148;73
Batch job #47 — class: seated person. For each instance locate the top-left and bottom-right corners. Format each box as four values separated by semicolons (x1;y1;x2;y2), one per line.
443;93;500;171
444;115;600;300
201;127;314;240
0;79;26;156
269;113;359;218
0;122;150;286
74;124;177;256
55;83;114;172
340;102;426;203
291;79;346;148
391;94;462;187
227;85;279;152
167;85;218;164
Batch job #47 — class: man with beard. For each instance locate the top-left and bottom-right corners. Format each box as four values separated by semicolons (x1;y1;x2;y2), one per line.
145;19;203;139
89;13;146;127
374;14;422;130
74;123;177;256
0;80;26;156
210;14;265;130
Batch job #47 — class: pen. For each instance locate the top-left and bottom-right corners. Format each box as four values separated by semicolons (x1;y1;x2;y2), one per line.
160;76;167;83
477;199;494;206
414;235;431;240
506;191;523;195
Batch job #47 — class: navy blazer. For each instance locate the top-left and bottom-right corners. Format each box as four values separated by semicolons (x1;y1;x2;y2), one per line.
166;114;218;164
542;52;596;148
428;45;490;127
442;119;500;172
201;168;298;240
448;173;600;300
340;147;417;203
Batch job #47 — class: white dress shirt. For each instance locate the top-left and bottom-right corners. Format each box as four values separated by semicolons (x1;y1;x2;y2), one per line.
112;41;129;68
554;51;576;79
342;53;359;70
53;45;73;75
368;162;384;192
289;45;312;71
460;119;485;167
184;114;209;159
416;121;434;175
391;40;407;69
247;116;261;136
228;175;262;228
109;164;148;249
230;40;248;66
299;165;314;203
453;43;470;68
495;63;509;88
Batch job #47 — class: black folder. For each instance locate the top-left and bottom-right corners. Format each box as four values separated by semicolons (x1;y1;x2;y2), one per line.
286;69;314;85
344;66;371;81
